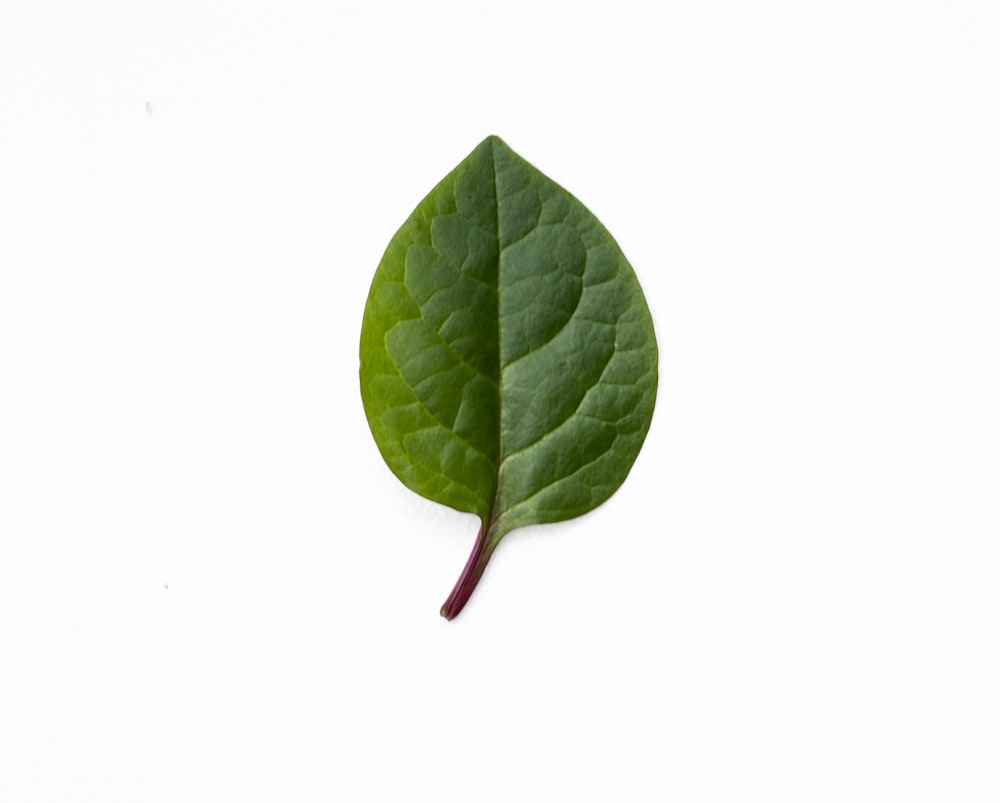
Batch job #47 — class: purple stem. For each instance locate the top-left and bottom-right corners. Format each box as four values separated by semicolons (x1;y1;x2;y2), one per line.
440;523;498;620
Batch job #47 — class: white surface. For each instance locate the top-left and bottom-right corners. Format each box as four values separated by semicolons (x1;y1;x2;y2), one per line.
2;1;998;800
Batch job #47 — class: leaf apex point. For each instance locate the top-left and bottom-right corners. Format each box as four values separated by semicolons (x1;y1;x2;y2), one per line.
482;134;508;151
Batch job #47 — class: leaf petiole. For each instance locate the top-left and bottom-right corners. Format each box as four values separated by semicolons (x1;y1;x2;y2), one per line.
440;523;499;620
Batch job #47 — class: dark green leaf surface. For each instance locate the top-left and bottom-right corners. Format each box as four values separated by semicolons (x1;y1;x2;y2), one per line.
360;136;657;618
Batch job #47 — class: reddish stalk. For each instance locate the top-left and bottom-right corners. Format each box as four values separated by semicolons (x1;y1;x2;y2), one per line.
440;523;498;620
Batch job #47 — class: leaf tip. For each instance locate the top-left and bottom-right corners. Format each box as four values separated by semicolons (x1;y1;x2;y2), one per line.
480;133;510;155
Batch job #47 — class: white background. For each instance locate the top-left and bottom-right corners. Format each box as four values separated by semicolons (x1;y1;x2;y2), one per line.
1;1;998;800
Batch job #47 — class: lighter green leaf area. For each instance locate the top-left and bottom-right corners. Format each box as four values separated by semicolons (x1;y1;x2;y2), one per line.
360;136;657;541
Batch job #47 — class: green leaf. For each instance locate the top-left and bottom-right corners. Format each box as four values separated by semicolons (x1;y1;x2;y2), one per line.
360;136;657;619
